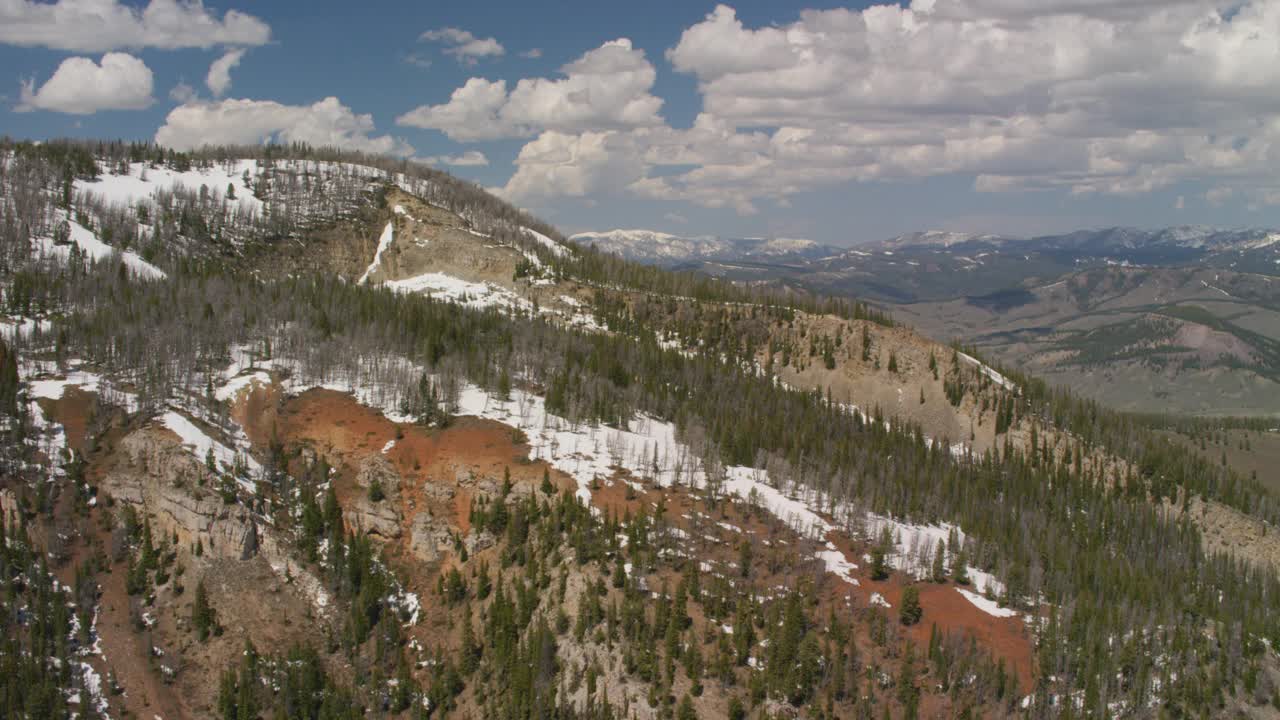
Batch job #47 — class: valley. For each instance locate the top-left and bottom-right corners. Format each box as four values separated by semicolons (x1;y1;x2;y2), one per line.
582;227;1280;416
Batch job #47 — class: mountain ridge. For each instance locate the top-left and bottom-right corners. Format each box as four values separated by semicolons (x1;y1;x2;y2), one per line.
3;139;1280;720
570;228;836;265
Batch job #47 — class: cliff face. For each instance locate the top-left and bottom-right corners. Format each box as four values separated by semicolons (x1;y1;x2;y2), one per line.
342;454;403;539
103;426;279;563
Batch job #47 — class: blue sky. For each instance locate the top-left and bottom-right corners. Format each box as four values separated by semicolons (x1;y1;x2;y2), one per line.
4;0;1280;245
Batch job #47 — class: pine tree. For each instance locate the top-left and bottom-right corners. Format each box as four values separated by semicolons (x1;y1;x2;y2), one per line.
951;545;970;586
685;636;704;695
612;554;627;588
898;643;920;720
677;693;697;720
930;543;947;583
870;540;890;579
870;529;890;582
460;610;480;673
193;578;215;641
727;696;746;720
899;586;922;626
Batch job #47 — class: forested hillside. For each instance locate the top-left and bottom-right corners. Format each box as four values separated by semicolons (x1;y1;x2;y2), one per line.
2;141;1279;719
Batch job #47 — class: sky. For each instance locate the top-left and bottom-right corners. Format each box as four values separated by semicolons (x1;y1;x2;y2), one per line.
3;0;1280;245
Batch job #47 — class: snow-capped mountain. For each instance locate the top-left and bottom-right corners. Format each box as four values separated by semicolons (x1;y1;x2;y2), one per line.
870;226;1280;255
569;228;836;265
877;230;1012;250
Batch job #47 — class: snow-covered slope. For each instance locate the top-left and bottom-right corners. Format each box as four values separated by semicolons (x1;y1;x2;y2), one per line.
75;160;264;215
36;216;166;280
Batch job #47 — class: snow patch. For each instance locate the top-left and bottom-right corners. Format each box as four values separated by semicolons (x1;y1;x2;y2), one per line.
523;227;568;257
37;216;166;280
157;411;261;485
957;588;1019;618
215;370;270;402
386;272;532;313
957;352;1016;391
358;222;395;285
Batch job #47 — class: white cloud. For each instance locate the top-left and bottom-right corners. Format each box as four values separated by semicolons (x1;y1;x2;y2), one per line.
420;27;504;65
663;212;688;224
169;81;196;103
0;0;270;52
206;48;245;97
18;52;153;114
403;53;432;70
492;1;1280;213
499;131;648;201
397;39;664;141
399;78;511;141
155;96;414;156
421;150;489;167
520;48;543;59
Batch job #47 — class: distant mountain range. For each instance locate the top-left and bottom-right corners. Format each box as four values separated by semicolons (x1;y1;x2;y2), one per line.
569;229;835;266
869;226;1280;263
572;224;1280;415
572;225;1280;301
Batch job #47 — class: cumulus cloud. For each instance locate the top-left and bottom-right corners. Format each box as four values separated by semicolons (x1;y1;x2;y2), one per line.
206;48;245;97
520;48;543;59
169;81;196;103
18;52;153;114
420;27;504;64
487;1;1280;212
421;150;489;167
0;0;270;52
155;97;414;156
399;78;511;141
398;39;664;141
499;131;649;201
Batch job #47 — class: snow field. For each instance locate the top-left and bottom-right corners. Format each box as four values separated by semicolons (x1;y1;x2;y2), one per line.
74;159;263;216
36;216;166;280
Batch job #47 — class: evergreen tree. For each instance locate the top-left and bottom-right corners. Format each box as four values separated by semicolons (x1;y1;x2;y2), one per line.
899;586;922;626
677;693;698;720
930;544;947;583
193;578;216;641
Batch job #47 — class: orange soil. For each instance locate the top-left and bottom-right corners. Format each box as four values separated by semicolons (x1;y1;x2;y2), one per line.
37;385;97;453
45;389;190;720
823;532;1036;691
263;386;1037;699
276;389;568;519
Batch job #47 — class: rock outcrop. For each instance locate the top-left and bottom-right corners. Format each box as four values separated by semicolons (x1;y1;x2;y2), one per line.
408;509;453;563
103;426;281;563
344;455;403;539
